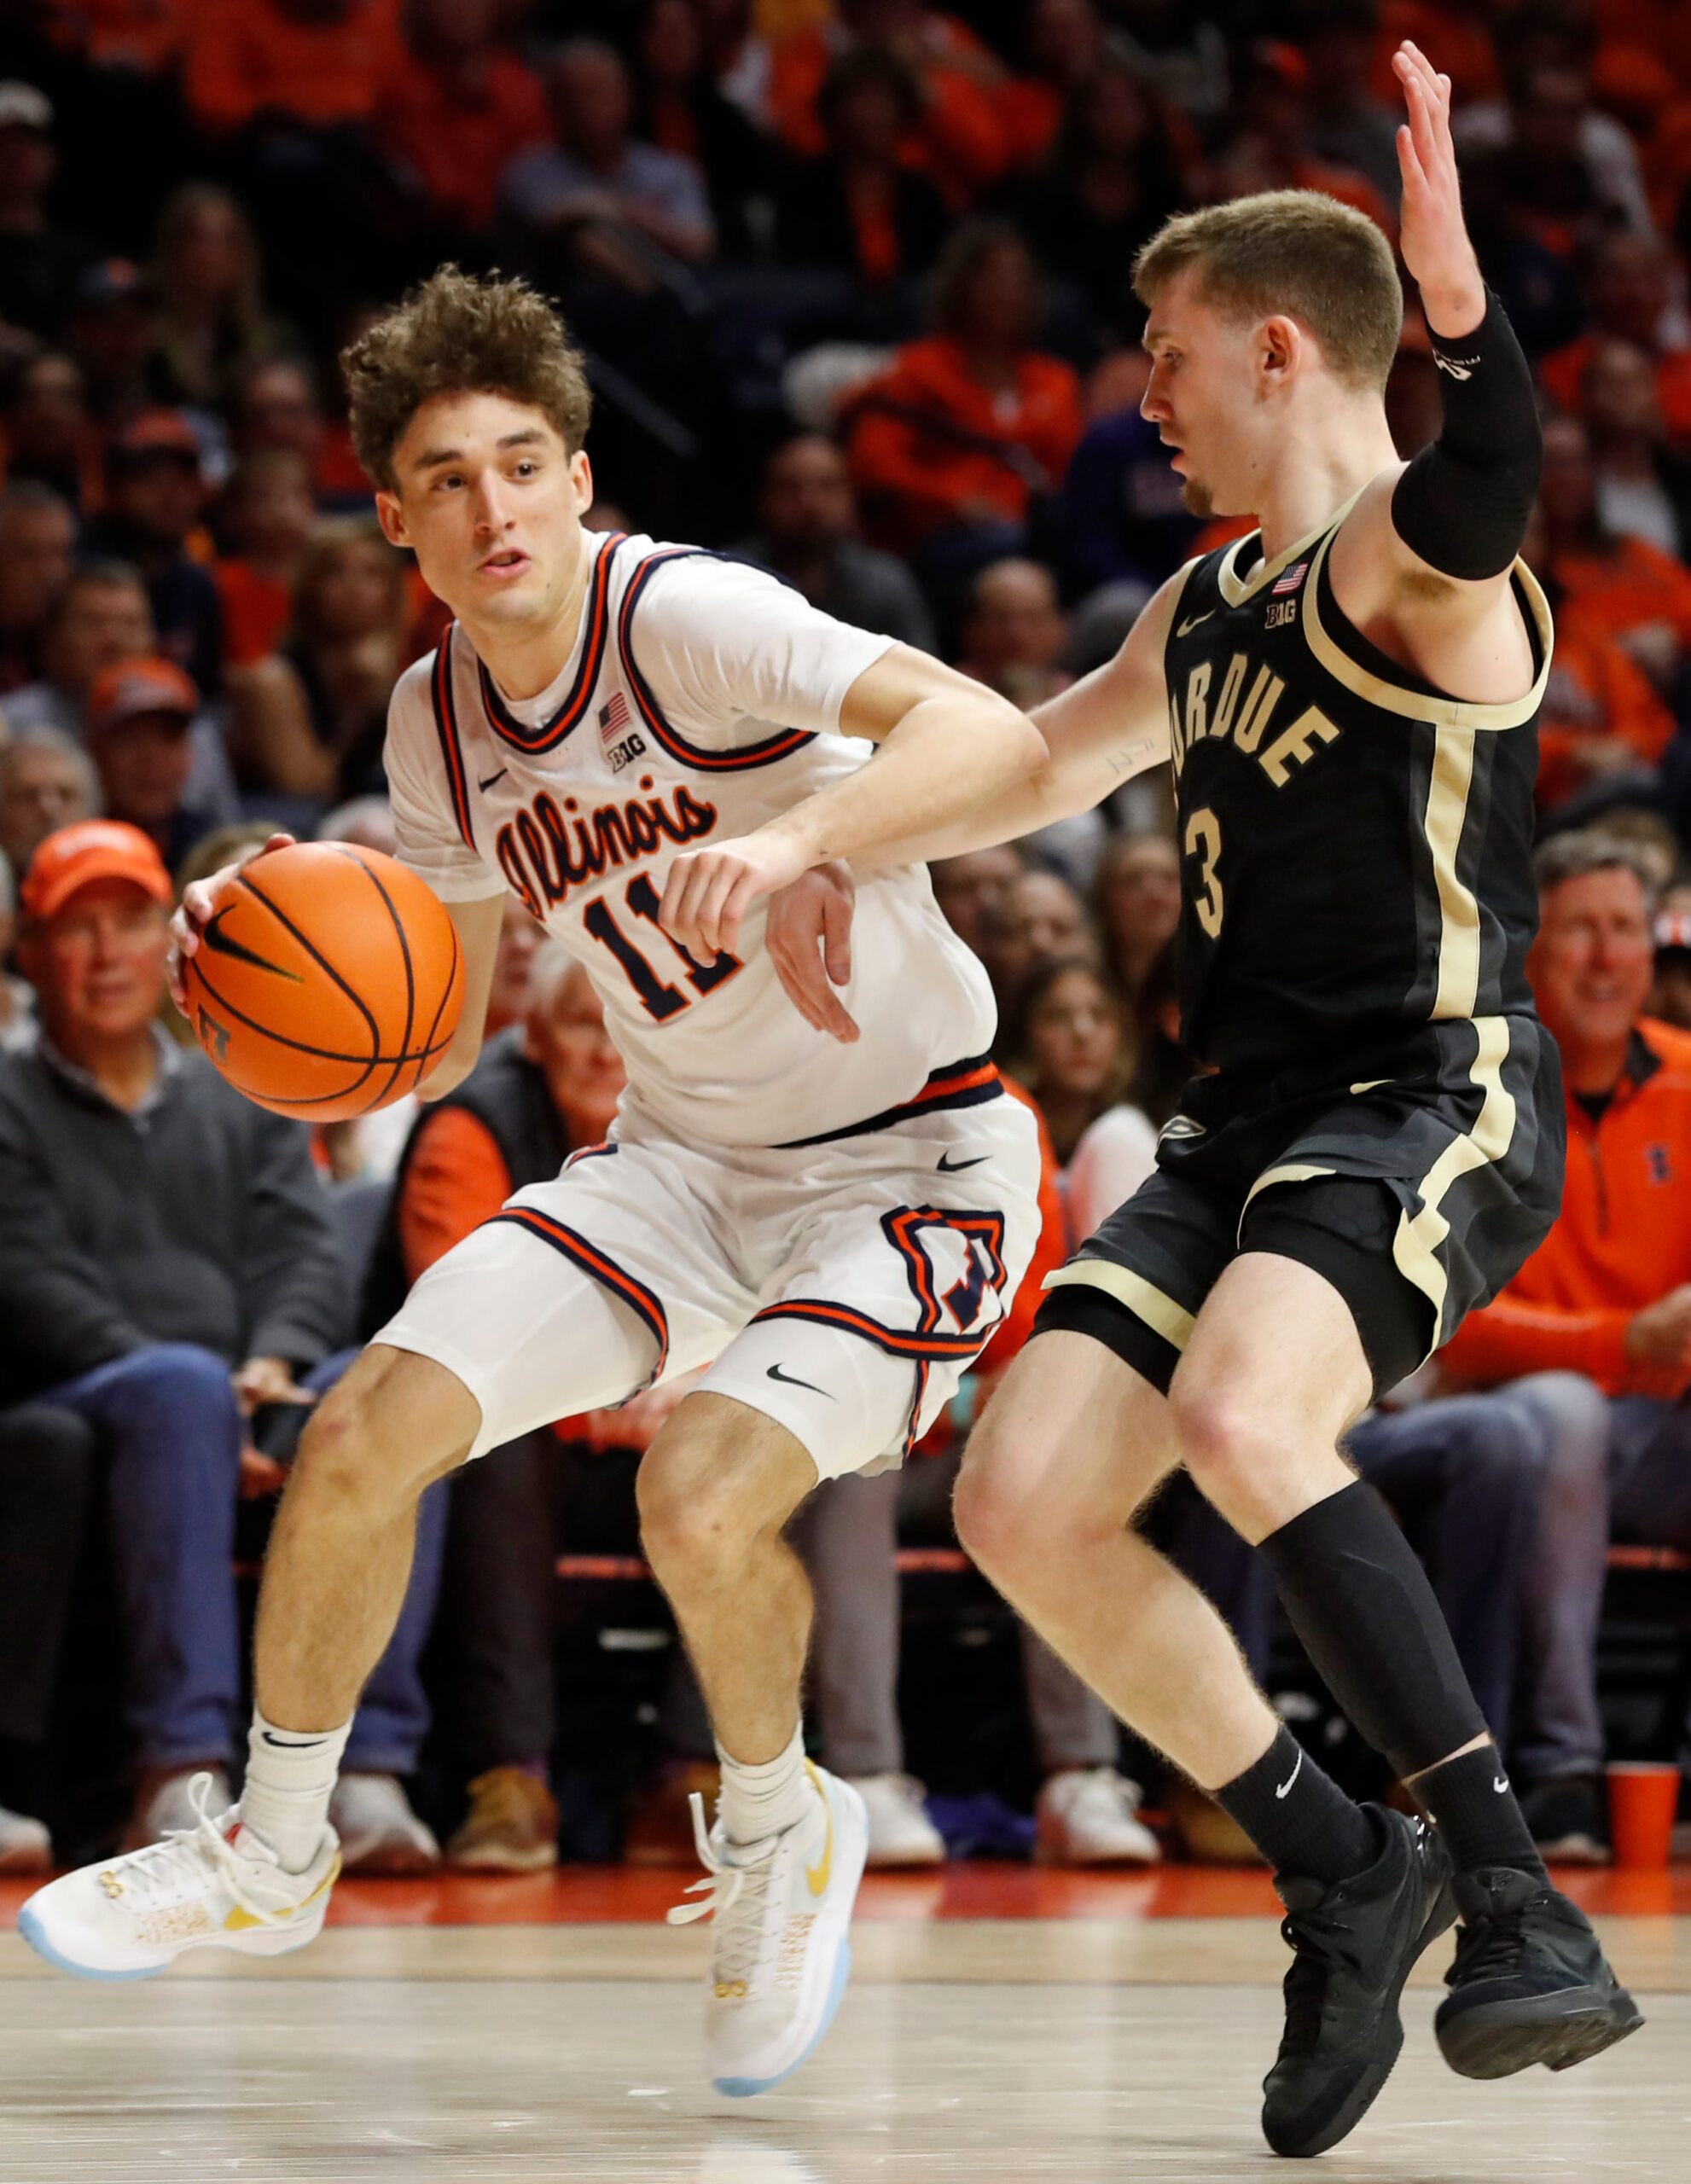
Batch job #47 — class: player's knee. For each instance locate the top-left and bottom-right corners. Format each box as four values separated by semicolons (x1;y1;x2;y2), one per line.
1167;1374;1281;1508
953;1428;1103;1581
292;1373;446;1513
636;1433;768;1581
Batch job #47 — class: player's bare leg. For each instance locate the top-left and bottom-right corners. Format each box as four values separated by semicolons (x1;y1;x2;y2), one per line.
638;1393;869;2096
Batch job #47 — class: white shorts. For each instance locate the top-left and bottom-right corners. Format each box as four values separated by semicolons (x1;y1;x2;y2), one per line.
375;1067;1042;1481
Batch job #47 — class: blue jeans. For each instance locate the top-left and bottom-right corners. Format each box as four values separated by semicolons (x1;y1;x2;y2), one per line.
43;1344;447;1774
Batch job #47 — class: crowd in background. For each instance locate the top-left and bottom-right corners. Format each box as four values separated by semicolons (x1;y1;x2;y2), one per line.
3;0;1691;1879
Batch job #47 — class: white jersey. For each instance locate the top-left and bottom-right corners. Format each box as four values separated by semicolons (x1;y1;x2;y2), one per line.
385;531;996;1147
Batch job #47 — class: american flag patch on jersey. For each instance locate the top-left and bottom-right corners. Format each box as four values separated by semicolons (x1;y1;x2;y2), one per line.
1272;561;1309;595
599;691;631;746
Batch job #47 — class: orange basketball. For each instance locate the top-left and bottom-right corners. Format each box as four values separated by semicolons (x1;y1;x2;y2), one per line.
180;842;465;1121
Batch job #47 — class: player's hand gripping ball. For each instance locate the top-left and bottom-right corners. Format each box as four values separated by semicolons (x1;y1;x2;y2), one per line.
179;843;464;1120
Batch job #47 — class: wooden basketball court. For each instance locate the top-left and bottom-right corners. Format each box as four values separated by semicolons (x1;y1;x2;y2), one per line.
3;1866;1686;2181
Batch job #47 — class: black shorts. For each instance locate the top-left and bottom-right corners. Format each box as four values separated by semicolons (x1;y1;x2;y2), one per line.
1034;1015;1565;1402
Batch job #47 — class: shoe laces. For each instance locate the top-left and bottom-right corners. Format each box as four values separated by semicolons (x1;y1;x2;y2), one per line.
1447;1896;1534;1988
106;1773;299;1927
665;1792;782;1989
1277;1908;1363;2053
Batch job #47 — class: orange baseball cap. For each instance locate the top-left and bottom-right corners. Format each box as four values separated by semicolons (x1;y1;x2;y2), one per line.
86;656;199;735
20;820;174;921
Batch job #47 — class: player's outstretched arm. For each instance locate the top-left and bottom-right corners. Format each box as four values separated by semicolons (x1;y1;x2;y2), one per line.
415;892;504;1102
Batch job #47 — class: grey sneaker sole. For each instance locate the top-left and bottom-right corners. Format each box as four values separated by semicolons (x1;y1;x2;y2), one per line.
1437;1984;1645;2080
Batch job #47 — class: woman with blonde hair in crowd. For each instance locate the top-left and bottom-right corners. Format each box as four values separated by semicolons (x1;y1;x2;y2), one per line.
1091;828;1180;1001
148;184;293;413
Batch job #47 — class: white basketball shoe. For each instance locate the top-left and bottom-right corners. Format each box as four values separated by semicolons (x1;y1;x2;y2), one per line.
669;1761;867;2097
18;1773;340;1982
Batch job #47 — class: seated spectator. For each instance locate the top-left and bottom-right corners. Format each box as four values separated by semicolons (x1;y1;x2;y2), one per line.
0;82;93;340
0;819;441;1856
501;39;716;288
363;944;625;1870
1539;231;1691;446
1439;831;1691;1856
1066;937;1182;1229
84;656;215;867
62;258;160;433
1198;44;1392;239
0;845;32;1052
1578;335;1691;561
1092;828;1180;1002
83;411;224;700
1536;414;1691;698
0;350;101;513
954;556;1069;706
0;729;98;872
1002;954;1129;1165
316;793;398;859
1008;55;1187;345
634;0;781;261
1296;0;1403;214
183;0;406;141
846;222;1082;582
376;0;551;239
146;184;293;415
732;433;936;651
1458;49;1653;246
0;479;74;693
977;864;1097;1019
213;450;317;669
775;47;950;289
232;357;366;511
929;841;1023;956
994;0;1110;171
2;556;154;739
1053;351;1203;596
231;518;414;803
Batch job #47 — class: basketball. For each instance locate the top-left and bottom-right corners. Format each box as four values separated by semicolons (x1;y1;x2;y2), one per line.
180;842;464;1121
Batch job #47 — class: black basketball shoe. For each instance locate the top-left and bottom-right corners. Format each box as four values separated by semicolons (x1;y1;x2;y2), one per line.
1435;1866;1643;2079
1261;1807;1455;2159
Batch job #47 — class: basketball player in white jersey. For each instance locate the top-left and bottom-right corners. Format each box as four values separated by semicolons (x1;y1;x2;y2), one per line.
20;270;1046;2098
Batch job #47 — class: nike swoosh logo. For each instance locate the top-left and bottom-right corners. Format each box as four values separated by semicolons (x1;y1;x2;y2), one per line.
1177;611;1215;636
766;1362;834;1399
937;1152;989;1172
1493;1775;1509;1793
260;1730;331;1749
1275;1750;1304;1799
805;1763;833;1896
224;1851;340;1931
479;768;508;793
202;909;303;982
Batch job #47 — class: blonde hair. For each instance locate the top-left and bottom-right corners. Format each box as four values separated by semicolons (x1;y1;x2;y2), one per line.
1134;190;1403;392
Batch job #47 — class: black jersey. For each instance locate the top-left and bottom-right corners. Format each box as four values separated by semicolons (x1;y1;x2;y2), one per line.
1163;502;1553;1079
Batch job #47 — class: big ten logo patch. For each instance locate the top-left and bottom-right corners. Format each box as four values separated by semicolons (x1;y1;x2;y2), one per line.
599;691;647;774
1646;1142;1675;1187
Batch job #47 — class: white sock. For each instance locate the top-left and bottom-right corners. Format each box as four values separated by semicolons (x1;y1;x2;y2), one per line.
716;1725;814;1846
240;1711;352;1873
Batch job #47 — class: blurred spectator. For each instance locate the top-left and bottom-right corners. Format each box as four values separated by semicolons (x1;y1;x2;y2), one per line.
977;864;1096;1018
0;845;32;1053
1457;50;1653;241
1092;828;1181;1001
317;793;399;859
213;449;317;667
1066;938;1183;1234
501;39;716;286
775;47;949;288
929;840;1024;954
62;258;159;431
846;223;1082;581
1652;908;1691;1031
1108;0;1229;135
183;0;406;140
1441;832;1691;1854
0;83;93;340
2;558;153;740
231;517;413;802
376;0;552;238
0;730;98;873
1008;55;1187;344
231;355;369;511
1002;954;1129;1164
767;0;1009;206
1539;232;1691;444
84;656;214;866
994;0;1110;171
954;556;1068;702
634;0;780;260
732;433;936;651
1053;349;1201;595
1295;1;1403;214
83;411;224;700
0;479;74;693
1535;414;1691;696
147;184;293;414
0;350;100;512
0;820;363;1847
1200;44;1391;237
1577;335;1691;560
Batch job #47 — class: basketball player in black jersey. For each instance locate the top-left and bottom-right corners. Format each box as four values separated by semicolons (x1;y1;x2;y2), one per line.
660;41;1642;2158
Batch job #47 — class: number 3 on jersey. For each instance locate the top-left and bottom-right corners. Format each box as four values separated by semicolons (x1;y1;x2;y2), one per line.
583;872;741;1021
1184;806;1223;938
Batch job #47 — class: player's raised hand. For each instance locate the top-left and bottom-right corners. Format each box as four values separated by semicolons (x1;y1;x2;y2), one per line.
659;828;813;961
168;830;293;1010
765;861;861;1044
1392;41;1485;336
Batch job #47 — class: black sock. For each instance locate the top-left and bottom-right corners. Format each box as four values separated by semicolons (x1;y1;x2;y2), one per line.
1411;1743;1547;1882
1215;1725;1378;1886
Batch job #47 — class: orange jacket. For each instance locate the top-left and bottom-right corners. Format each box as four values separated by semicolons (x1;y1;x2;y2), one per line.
1441;1018;1691;1397
1540;337;1691;448
1536;619;1676;808
1554;533;1691;653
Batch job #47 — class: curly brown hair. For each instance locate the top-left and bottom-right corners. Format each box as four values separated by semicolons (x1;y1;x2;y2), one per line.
341;266;593;492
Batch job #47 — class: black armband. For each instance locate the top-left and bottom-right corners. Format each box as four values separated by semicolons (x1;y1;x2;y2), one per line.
1390;288;1542;581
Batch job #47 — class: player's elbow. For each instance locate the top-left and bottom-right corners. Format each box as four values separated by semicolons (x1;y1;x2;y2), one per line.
984;698;1049;780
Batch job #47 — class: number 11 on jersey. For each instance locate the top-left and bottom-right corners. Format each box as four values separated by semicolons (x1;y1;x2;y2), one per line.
583;871;742;1020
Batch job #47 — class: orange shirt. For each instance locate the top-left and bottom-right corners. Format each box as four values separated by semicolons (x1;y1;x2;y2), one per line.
184;0;405;136
214;558;293;668
397;1103;512;1284
769;19;1007;202
1554;533;1691;653
1441;1019;1691;1397
1539;336;1691;448
847;334;1083;549
375;48;551;232
1536;621;1676;807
